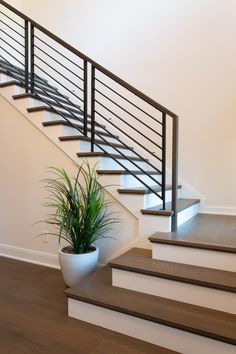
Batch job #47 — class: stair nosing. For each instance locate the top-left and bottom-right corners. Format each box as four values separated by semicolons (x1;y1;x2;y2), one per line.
77;152;146;162
96;169;160;175
118;185;182;195
149;234;236;254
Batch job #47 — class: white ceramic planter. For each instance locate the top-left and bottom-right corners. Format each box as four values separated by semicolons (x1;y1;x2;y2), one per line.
59;246;99;287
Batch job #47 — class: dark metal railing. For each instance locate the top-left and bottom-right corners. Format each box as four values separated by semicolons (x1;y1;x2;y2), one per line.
0;0;179;231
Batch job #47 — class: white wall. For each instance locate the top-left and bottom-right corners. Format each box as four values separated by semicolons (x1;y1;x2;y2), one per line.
5;0;22;9
17;0;236;212
0;95;138;267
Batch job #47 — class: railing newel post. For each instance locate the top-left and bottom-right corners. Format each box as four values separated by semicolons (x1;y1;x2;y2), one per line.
30;23;34;93
162;113;166;210
90;64;95;152
171;116;179;231
24;20;29;93
83;60;88;137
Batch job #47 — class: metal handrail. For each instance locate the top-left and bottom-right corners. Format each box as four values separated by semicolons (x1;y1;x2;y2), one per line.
0;0;177;118
0;0;179;231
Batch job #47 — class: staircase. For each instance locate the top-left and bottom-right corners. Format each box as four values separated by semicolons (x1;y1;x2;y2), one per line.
0;2;235;353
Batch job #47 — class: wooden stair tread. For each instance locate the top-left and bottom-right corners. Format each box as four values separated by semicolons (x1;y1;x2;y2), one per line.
0;68;47;84
96;169;160;175
59;136;132;150
27;106;105;127
65;266;236;345
77;152;146;161
27;101;81;115
150;214;236;253
43;120;114;138
0;80;60;95
109;248;236;292
150;232;236;253
12;92;73;105
118;185;181;195
141;198;200;216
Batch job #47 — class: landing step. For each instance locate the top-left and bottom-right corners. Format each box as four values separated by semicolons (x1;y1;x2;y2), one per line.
141;198;200;216
43;121;114;138
65;267;236;346
96;169;160;175
110;248;236;292
77;152;146;162
118;185;182;194
59;136;133;150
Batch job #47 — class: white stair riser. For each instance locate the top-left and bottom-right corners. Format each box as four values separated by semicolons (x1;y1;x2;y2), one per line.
112;268;236;314
68;299;236;354
177;203;200;227
152;244;236;272
139;214;172;235
117;189;177;214
0;83;24;98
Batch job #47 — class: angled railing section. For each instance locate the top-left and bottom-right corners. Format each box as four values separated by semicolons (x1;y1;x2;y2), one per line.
0;0;179;231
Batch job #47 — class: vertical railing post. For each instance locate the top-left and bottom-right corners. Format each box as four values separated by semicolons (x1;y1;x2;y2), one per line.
171;116;179;231
162;113;166;210
24;20;29;93
83;60;88;137
30;23;34;93
90;64;95;152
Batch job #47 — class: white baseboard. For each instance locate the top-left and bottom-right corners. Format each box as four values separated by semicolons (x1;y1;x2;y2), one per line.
0;243;60;269
200;206;236;215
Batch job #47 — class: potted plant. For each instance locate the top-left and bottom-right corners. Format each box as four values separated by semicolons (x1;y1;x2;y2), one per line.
41;162;117;287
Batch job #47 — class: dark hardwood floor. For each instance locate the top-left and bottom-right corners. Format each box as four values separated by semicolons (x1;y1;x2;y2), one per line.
0;256;175;354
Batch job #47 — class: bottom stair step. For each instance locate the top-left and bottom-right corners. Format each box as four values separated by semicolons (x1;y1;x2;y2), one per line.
65;267;236;354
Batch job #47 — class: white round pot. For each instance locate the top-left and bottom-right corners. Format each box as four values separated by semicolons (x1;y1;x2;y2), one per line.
59;246;99;287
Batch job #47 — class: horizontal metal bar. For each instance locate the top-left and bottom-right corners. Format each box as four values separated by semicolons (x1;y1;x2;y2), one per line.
95;88;163;141
0;37;24;57
34;44;84;81
95;101;163;162
34;54;83;92
34;64;84;104
0;55;24;85
0;48;23;66
34;35;84;71
0;27;24;47
95;108;163;172
0;10;24;28
29;74;163;192
95;95;162;150
95;77;162;126
0;0;178;118
0;19;24;38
